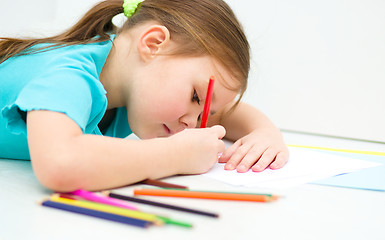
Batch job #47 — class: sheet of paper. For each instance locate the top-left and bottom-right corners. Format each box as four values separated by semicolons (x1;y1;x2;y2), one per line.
202;147;382;188
312;165;385;191
311;152;385;191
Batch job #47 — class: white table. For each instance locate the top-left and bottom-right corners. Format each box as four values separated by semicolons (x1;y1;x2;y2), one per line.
1;132;384;240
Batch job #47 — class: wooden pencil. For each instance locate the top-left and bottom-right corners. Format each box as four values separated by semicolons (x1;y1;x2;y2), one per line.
68;189;138;210
140;179;188;189
105;191;219;218
156;188;276;197
51;195;162;225
41;200;151;228
56;194;193;228
200;77;215;128
133;188;278;202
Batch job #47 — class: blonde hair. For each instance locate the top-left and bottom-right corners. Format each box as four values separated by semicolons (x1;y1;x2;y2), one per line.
0;0;249;96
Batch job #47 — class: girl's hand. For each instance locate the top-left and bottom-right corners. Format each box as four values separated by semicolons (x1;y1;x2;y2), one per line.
218;128;289;172
169;125;226;174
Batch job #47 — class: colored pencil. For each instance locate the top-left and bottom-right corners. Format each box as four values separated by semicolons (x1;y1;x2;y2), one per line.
41;200;151;228
105;191;219;218
55;195;193;228
67;189;138;210
156;216;193;228
200;77;215;128
288;144;385;156
148;188;276;197
133;188;278;202
51;195;162;225
140;179;188;189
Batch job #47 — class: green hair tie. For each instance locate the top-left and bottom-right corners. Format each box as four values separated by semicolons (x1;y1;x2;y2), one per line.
123;0;143;18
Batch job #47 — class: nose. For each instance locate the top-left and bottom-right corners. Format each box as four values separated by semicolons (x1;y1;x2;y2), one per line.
179;111;201;129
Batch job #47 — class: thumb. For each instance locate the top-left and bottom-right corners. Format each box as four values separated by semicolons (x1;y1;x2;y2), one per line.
209;125;226;139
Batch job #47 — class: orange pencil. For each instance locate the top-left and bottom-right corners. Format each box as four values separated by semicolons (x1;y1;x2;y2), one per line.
200;77;215;128
133;188;277;202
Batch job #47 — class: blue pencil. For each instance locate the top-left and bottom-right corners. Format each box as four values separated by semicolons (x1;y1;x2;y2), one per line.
41;200;151;228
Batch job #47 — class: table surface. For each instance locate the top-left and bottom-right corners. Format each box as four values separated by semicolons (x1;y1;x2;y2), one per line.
1;131;384;240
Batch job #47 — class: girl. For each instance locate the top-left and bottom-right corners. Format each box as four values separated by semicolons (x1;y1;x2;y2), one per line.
0;0;289;191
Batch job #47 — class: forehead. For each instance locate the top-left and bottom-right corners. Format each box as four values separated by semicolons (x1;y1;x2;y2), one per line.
197;57;240;111
163;54;241;110
211;80;239;113
192;56;240;88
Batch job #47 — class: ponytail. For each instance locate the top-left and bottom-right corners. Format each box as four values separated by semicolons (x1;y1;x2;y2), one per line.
0;0;124;64
1;0;250;101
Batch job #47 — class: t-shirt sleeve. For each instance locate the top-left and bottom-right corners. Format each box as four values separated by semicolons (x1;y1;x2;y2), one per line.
2;65;98;134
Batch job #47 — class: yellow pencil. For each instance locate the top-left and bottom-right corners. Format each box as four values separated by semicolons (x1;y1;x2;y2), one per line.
50;195;163;225
288;144;385;156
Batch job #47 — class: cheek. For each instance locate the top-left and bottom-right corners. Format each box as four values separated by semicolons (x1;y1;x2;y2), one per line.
155;98;187;122
144;92;187;122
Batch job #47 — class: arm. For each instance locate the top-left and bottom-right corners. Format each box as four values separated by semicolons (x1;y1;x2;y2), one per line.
27;110;226;192
207;101;289;172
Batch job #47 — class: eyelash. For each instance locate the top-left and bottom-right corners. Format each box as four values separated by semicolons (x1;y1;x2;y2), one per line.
193;89;201;105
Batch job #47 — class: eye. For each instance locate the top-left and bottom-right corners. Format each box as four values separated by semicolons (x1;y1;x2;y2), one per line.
192;89;201;105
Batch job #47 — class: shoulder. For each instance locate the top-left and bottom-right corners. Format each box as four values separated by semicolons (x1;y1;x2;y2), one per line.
45;37;114;75
0;36;114;82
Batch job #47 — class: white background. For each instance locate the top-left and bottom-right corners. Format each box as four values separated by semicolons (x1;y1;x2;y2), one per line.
1;0;384;143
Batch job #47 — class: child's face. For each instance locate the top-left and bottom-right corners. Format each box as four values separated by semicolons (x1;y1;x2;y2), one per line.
127;55;239;139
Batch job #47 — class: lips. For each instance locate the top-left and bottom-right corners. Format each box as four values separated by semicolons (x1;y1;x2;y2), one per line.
163;124;171;135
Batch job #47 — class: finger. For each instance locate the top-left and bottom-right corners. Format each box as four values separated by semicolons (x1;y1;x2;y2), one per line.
235;146;267;173
209;125;226;139
217;139;226;155
251;147;278;172
270;151;289;169
224;144;252;170
218;140;241;163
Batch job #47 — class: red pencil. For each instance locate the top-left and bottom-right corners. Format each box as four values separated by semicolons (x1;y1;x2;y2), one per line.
200;77;215;128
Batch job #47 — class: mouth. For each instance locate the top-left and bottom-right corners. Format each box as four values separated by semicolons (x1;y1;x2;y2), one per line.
163;124;171;135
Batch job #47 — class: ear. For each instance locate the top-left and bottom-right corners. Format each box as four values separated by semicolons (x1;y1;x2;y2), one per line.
137;25;170;61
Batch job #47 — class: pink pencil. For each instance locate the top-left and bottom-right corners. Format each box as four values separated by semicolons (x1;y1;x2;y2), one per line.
68;189;138;211
200;77;215;128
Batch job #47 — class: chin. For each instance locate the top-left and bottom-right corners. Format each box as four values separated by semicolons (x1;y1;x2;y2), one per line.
133;125;169;139
136;131;163;139
131;130;147;140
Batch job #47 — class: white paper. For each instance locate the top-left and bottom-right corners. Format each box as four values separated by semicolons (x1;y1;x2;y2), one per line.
203;147;382;188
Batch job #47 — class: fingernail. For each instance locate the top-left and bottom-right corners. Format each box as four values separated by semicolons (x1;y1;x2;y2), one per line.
237;164;247;172
253;165;262;172
225;163;234;170
270;163;278;169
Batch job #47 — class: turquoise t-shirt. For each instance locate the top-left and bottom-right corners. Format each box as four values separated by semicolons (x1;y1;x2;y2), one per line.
0;37;132;160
